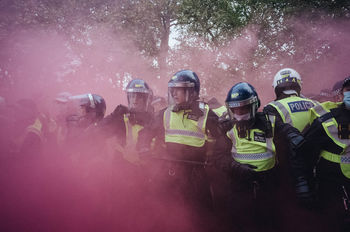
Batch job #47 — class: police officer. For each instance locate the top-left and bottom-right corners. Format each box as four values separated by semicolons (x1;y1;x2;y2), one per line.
95;79;155;229
54;93;106;145
215;82;306;231
98;79;153;164
306;80;345;132
66;94;106;129
264;68;318;132
139;70;222;216
298;76;350;231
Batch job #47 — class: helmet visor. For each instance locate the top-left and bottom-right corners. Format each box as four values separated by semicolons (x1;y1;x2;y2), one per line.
69;94;95;109
168;81;195;88
127;92;149;112
168;87;192;106
226;96;258;108
227;105;252;121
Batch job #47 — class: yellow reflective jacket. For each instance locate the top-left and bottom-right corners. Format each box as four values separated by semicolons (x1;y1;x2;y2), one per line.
268;96;318;132
226;115;276;172
164;103;209;148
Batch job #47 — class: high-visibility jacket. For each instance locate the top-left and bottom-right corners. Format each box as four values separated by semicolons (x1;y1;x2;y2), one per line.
164;103;209;148
227;115;276;172
112;114;144;164
308;101;341;125
268;96;318;132
124;114;144;147
212;105;227;118
309;103;350;178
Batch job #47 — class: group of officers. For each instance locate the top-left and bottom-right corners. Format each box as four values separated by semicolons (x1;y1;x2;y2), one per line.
1;68;350;232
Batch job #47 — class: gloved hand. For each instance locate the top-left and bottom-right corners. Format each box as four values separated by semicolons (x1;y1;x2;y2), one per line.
231;159;257;177
295;176;315;208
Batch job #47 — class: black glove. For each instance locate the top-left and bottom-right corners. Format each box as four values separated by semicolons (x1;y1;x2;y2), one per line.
231;159;257;177
112;105;128;116
295;176;315;208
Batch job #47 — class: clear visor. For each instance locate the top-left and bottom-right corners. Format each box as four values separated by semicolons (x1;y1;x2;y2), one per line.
126;88;150;94
226;96;257;108
228;105;252;121
54;94;92;121
168;81;195;88
168;87;191;106
69;94;95;109
226;99;257;123
127;92;149;112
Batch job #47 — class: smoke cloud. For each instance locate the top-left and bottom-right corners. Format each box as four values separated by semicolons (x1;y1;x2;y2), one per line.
0;5;349;232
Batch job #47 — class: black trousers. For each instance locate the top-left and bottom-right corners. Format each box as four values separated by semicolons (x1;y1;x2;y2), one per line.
227;168;281;232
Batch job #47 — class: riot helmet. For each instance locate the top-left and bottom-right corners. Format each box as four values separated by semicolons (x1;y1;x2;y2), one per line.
67;93;106;126
225;82;260;137
55;92;72;103
273;68;302;99
126;79;153;113
168;70;200;110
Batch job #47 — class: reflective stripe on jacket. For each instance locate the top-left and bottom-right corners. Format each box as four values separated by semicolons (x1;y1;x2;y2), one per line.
124;114;144;147
226;115;276;172
212;105;227;118
317;111;350;179
164;104;209;147
269;96;317;131
308;101;341;125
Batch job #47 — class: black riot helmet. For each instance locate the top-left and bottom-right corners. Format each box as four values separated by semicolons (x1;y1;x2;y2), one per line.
68;93;106;126
168;70;200;109
225;82;260;136
126;79;153;113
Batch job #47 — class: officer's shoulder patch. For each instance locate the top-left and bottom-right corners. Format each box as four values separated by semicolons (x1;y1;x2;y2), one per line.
254;131;266;143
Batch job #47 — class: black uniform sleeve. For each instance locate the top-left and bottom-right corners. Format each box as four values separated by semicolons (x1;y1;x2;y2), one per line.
206;109;223;138
137;108;165;153
263;104;284;123
96;105;126;138
272;115;309;179
211;127;233;172
301;117;342;170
